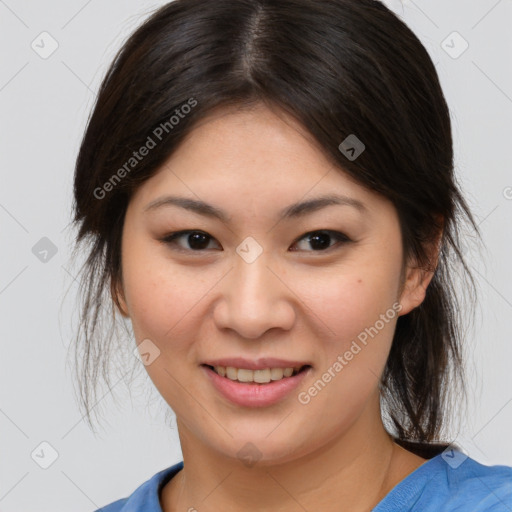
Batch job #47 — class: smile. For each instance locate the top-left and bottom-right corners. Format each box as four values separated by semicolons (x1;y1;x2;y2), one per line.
201;364;312;407
205;364;308;384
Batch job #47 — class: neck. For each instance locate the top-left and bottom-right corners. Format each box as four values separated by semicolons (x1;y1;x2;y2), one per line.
161;400;426;512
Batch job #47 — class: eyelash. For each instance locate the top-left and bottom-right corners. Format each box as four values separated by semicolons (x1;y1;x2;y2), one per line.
159;229;352;254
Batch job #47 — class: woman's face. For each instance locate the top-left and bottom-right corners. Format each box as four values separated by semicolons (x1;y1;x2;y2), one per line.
116;104;428;465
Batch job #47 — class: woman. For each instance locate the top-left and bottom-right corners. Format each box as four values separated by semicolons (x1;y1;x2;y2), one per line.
71;0;512;510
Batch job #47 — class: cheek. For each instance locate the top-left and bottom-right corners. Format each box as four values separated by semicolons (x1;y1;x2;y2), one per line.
293;261;401;343
292;269;400;432
121;238;203;344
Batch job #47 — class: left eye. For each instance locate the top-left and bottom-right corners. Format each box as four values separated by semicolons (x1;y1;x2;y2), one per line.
291;230;351;252
160;229;351;253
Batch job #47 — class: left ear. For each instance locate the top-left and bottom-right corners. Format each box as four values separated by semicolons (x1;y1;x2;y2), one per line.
110;275;130;318
398;219;443;316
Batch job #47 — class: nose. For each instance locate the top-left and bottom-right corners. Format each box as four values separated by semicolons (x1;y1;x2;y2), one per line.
213;252;296;339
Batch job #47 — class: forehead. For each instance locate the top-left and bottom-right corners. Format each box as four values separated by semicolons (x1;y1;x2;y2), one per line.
170;104;333;183
128;104;394;221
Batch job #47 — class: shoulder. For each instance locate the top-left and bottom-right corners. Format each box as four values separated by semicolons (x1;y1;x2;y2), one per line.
93;461;184;512
439;452;512;510
375;448;512;512
95;497;127;512
422;450;512;511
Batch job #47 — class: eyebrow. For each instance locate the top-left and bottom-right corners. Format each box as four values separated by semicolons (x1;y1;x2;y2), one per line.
143;194;367;222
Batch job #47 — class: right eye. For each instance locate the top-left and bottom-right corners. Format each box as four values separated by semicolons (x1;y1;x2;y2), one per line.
160;230;222;252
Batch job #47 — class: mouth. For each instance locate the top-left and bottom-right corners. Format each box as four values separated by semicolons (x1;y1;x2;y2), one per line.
200;362;313;407
201;364;312;384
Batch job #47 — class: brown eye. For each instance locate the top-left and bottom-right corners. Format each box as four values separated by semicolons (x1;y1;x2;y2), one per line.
290;230;351;252
161;231;221;252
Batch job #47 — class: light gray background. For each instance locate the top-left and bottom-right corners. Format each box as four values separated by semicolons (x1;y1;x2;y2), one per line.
1;0;511;510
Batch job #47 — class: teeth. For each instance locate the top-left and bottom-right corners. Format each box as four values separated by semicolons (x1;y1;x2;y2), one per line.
270;367;286;380
213;365;303;383
226;366;238;380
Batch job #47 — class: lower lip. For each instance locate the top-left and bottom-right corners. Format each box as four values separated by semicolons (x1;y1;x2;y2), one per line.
201;365;312;408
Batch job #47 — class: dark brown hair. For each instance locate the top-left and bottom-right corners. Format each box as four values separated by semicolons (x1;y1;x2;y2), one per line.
70;0;479;447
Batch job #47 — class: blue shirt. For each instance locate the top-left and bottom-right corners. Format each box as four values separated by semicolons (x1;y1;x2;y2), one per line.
95;449;512;511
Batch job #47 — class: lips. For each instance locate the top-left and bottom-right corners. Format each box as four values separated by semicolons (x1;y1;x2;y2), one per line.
201;363;312;407
201;357;311;370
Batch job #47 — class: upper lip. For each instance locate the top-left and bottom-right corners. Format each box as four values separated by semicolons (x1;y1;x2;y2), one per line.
201;357;311;370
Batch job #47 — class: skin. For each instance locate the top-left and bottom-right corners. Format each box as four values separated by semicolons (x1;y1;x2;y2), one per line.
115;103;438;511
